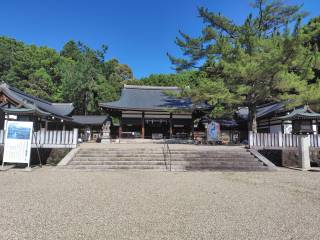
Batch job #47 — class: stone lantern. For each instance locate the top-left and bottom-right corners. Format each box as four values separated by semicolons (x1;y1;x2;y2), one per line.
101;117;111;144
292;119;314;135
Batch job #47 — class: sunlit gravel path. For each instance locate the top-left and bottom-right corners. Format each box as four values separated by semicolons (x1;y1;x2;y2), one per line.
1;168;319;239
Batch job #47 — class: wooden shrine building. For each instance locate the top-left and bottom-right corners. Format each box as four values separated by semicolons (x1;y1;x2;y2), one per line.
256;102;320;134
99;85;212;139
0;82;82;148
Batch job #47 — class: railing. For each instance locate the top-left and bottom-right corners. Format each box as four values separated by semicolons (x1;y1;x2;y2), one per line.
249;131;320;149
163;136;172;171
0;128;79;148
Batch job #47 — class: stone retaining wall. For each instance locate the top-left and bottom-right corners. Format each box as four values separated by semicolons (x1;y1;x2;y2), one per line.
0;146;71;165
258;149;320;167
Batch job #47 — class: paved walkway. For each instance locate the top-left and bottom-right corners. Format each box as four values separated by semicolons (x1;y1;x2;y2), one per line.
1;169;319;239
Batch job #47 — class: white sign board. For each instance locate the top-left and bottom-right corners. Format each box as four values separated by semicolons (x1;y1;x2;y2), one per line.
207;121;220;141
3;121;33;165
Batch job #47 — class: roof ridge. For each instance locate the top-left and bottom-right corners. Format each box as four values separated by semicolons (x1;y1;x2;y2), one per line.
124;84;180;90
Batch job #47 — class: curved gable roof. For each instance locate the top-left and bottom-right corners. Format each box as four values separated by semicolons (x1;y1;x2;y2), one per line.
100;85;211;111
0;82;74;118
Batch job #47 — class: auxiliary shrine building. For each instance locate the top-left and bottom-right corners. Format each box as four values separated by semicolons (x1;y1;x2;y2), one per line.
99;85;212;139
0;82;78;131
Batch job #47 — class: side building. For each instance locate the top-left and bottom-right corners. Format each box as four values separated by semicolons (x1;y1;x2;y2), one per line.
0;82;82;147
256;102;319;134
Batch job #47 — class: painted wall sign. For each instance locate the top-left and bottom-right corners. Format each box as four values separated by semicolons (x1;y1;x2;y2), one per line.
3;121;33;164
207;121;220;141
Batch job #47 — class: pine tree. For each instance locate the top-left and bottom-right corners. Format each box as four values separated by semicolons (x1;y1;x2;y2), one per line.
60;39;81;61
168;0;320;132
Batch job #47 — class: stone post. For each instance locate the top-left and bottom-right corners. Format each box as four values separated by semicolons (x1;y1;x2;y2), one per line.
249;131;253;148
298;135;311;170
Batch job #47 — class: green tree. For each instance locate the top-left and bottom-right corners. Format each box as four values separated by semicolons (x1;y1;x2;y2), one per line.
59;42;110;115
168;0;320;132
60;39;81;61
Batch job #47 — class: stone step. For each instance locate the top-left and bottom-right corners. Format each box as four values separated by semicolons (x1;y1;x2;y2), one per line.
69;161;166;165
79;148;163;154
174;166;270;171
76;153;166;158
72;157;258;162
170;161;264;167
78;148;248;153
75;153;255;158
59;165;167;170
73;157;165;161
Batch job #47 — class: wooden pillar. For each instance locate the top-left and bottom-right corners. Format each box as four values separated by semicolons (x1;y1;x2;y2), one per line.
45;120;48;131
191;119;194;140
170;113;172;139
0;109;5;130
281;120;284;134
56;124;58;130
63;124;65;131
84;125;87;142
142;111;145;139
119;118;122;139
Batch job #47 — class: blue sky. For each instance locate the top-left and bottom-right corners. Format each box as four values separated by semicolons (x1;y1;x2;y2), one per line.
1;0;320;79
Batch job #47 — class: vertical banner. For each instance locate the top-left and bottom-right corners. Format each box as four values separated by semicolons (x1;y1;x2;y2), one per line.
207;121;220;141
3;121;33;165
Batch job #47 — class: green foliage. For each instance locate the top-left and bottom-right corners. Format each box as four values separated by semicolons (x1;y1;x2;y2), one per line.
60;39;80;61
168;0;320;132
0;36;136;116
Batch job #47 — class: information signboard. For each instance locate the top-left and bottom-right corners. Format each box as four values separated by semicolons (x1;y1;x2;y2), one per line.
207;121;220;141
3;121;33;165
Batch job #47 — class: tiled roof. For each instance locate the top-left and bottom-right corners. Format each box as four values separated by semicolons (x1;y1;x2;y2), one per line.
100;85;212;111
72;115;110;125
257;102;286;118
280;105;320;120
0;82;74;119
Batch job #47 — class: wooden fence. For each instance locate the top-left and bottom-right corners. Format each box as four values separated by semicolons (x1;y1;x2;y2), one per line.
249;131;320;150
0;128;79;148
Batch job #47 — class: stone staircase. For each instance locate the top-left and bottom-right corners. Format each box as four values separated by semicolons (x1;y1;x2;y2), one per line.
169;149;271;171
59;148;273;171
59;148;168;170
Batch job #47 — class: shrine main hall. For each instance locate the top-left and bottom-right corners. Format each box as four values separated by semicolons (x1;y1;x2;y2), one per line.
99;85;211;139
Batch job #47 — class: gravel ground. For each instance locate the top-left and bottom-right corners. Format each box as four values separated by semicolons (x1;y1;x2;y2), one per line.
1;168;319;239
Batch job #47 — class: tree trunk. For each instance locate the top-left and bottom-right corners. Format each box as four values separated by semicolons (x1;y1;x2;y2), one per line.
85;91;88;116
248;104;257;133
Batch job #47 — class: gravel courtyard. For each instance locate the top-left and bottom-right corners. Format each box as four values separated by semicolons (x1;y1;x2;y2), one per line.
1;168;319;239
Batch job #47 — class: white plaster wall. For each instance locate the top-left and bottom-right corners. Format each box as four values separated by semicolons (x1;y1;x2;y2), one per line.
270;125;281;134
313;124;317;133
